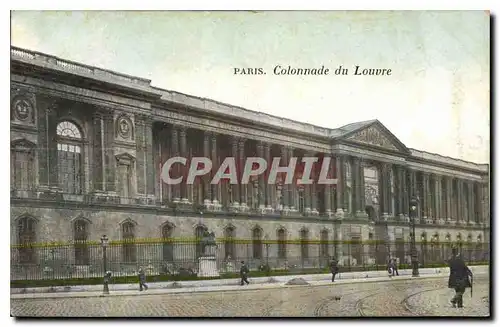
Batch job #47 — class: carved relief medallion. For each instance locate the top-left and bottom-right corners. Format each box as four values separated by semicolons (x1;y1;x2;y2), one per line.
116;116;132;139
12;98;32;121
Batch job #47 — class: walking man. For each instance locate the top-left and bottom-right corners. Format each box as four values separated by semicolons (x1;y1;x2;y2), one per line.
448;247;473;308
138;267;149;291
240;261;250;285
388;258;399;277
330;257;339;282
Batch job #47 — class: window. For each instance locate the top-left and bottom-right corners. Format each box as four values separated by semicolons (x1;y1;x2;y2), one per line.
162;224;174;262
73;219;89;265
252;227;263;259
122;222;136;263
224;226;236;259
277;228;286;259
56;121;83;194
17;216;36;264
320;230;329;258
300;229;309;260
11;141;35;191
195;225;208;259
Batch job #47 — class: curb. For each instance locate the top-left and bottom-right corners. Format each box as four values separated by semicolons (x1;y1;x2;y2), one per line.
11;272;472;300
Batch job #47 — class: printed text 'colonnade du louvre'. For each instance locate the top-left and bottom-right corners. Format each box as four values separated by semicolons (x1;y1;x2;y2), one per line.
160;156;338;185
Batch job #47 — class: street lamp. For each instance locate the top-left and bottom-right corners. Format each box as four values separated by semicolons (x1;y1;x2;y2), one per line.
100;234;109;295
409;197;420;277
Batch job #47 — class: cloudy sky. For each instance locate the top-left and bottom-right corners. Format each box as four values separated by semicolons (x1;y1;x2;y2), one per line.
11;11;490;163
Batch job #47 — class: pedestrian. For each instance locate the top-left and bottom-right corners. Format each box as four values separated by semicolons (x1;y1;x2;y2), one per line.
240;261;250;285
448;247;473;308
388;258;399;277
138;267;148;291
329;257;339;282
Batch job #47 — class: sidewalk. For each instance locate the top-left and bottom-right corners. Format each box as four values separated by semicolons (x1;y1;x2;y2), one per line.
11;265;488;300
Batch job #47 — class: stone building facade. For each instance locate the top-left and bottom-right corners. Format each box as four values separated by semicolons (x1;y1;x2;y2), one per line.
10;47;490;269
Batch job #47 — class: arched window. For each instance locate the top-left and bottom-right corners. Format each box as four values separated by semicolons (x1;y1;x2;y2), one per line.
277;228;287;259
73;219;89;265
224;226;236;260
56;121;83;194
11;141;35;191
252;227;263;259
162;224;174;262
122;222;136;263
320;229;329;259
300;228;309;260
17;216;36;264
195;225;208;259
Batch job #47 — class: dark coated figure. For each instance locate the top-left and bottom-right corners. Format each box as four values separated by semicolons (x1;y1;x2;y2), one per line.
138;267;149;291
448;247;473;308
240;261;250;285
330;257;339;282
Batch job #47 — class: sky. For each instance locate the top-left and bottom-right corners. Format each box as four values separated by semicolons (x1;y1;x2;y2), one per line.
10;10;490;163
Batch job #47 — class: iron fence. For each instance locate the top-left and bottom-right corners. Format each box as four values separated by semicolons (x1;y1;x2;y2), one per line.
10;240;489;281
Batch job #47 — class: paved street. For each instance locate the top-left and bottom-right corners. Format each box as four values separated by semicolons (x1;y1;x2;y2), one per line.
11;276;489;317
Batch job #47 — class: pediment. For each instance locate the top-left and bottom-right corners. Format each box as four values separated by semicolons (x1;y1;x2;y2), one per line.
342;121;409;154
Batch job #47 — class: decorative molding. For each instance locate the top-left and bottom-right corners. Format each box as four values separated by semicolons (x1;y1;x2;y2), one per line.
115;152;136;165
346;126;399;151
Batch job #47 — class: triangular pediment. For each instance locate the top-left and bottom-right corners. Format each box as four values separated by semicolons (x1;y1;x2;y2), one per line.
340;120;410;154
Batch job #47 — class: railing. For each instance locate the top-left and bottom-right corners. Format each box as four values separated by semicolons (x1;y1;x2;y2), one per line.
11;46;151;87
10;240;489;281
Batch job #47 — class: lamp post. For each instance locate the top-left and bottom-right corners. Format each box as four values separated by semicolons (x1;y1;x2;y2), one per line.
101;234;109;295
409;197;420;277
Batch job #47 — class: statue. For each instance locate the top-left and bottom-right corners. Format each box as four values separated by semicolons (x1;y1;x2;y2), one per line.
200;231;217;256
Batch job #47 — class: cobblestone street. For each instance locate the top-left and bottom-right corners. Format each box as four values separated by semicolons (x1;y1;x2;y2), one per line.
11;276;489;317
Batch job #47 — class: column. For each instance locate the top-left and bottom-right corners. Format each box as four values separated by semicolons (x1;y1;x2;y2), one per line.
396;166;404;217
144;118;155;197
446;177;453;220
179;127;189;202
324;156;332;215
36;96;50;189
231;137;240;207
287;147;296;210
335;155;344;216
475;182;482;224
203;131;211;204
402;167;409;217
91;112;104;192
456;179;463;222
304;157;312;212
280;146;289;209
380;163;389;217
171;126;180;202
238;139;247;207
135;116;146;195
352;157;361;215
103;111;116;192
358;160;366;217
468;181;475;224
211;133;219;204
423;173;431;219
257;142;265;209
409;169;417;198
343;157;351;213
434;175;441;221
394;166;401;217
264;143;272;209
311;176;318;214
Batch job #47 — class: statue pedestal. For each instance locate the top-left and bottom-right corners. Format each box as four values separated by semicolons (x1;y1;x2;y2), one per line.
198;256;219;277
197;245;219;277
